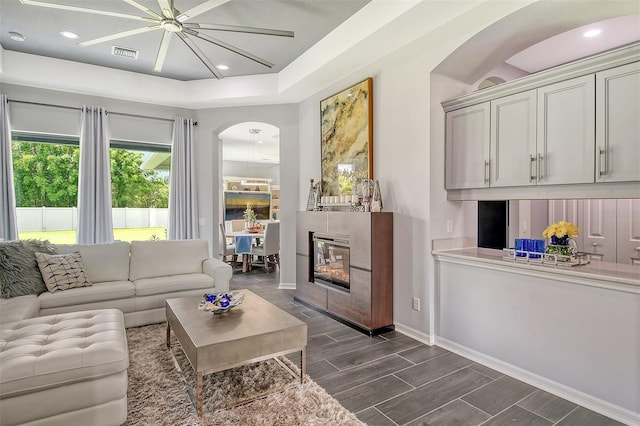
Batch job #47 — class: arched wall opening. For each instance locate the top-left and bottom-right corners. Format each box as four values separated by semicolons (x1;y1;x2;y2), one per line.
193;103;298;288
217;120;281;238
428;0;639;246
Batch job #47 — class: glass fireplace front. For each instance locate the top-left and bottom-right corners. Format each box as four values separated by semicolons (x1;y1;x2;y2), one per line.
311;233;350;292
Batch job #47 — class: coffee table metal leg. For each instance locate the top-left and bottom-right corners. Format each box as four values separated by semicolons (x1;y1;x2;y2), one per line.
166;323;171;348
301;346;306;384
197;372;203;416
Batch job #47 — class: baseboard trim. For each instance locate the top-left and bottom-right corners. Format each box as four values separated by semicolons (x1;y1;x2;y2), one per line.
435;336;640;426
394;322;433;346
277;282;296;290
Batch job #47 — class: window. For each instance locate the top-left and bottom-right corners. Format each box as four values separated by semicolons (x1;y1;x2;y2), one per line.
12;133;80;244
12;133;171;244
109;141;171;242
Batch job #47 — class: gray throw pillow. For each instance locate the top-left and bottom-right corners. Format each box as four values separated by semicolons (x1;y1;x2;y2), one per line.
0;239;55;298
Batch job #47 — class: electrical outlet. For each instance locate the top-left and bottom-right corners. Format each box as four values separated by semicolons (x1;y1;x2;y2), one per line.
198;218;206;226
412;297;421;311
446;220;453;233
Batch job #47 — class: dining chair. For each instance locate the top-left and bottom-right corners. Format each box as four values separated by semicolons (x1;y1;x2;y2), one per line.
252;222;280;272
219;224;237;263
231;219;245;232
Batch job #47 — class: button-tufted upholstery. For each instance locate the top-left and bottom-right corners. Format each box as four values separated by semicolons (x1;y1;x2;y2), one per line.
0;309;128;425
0;295;39;324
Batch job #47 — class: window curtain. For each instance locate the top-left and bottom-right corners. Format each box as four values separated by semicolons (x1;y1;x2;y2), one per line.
0;94;18;241
168;117;198;240
77;106;114;244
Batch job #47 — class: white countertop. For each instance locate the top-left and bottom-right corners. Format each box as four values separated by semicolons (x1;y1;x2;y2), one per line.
432;247;640;294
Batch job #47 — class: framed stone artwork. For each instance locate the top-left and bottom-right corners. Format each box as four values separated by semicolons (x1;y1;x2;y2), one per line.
320;77;373;197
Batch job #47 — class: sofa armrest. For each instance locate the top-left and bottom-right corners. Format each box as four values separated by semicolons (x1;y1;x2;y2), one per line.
202;257;232;293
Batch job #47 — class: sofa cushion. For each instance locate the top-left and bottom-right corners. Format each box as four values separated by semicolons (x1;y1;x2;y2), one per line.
129;240;208;281
36;252;91;293
0;295;40;324
55;241;130;283
38;281;134;309
0;309;128;399
133;273;213;297
0;240;55;298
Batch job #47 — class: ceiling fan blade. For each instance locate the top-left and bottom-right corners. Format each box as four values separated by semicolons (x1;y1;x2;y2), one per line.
184;23;294;38
157;0;175;19
183;29;274;68
176;32;223;79
80;25;162;47
153;31;173;72
122;0;163;20
176;0;230;22
19;0;156;22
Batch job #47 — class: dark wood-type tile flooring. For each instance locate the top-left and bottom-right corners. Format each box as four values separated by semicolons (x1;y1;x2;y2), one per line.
230;269;625;426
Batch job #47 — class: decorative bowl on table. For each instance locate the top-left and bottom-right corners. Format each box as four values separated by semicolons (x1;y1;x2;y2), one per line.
198;291;244;314
244;225;262;233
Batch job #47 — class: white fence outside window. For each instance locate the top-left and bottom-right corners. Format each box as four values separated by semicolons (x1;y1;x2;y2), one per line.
16;207;168;232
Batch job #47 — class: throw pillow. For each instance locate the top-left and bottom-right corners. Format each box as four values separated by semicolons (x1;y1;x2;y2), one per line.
35;252;91;293
0;239;55;298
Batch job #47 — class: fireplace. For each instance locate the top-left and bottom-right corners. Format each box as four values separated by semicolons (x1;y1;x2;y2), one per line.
310;233;350;292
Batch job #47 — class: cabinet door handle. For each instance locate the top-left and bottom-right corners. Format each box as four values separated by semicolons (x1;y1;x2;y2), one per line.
635;247;640;252
484;160;490;185
529;155;536;182
592;242;599;247
537;154;543;181
598;148;607;176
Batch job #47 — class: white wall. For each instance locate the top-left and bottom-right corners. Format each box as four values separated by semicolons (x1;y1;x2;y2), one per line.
437;260;639;418
222;160;279;185
296;1;529;340
1;84;192;130
193;104;298;286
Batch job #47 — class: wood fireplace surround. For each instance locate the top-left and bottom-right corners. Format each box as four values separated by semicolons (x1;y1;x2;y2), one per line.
295;211;393;335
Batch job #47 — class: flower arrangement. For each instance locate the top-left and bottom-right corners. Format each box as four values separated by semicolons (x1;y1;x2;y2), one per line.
198;291;244;314
543;221;580;243
543;221;580;259
243;202;257;225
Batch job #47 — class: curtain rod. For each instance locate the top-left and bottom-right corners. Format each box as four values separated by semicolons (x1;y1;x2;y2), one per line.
7;99;196;125
8;99;81;111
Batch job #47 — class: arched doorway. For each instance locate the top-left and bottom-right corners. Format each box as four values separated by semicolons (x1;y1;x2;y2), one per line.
218;121;280;266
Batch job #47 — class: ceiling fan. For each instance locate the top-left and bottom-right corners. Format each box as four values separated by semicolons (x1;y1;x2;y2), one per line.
19;0;295;79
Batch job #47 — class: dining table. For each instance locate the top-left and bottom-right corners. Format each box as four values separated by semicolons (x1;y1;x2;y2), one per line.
227;230;265;272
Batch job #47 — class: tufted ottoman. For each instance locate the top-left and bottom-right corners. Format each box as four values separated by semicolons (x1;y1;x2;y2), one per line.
0;309;128;426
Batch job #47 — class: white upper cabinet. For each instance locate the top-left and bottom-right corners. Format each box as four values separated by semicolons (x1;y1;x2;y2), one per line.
536;75;595;185
442;43;640;196
490;90;537;187
445;103;490;189
595;62;640;183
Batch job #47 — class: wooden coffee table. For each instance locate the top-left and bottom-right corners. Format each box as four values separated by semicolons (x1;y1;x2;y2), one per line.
165;290;307;416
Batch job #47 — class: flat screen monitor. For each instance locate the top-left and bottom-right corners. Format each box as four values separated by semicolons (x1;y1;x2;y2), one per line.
224;191;271;221
478;200;509;250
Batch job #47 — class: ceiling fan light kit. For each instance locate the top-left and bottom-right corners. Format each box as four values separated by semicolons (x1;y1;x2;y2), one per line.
19;0;294;79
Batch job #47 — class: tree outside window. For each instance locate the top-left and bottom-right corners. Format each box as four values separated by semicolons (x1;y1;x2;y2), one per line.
12;137;171;243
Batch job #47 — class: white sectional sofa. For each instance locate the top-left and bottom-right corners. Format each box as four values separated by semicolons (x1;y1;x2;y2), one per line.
1;239;232;328
0;239;232;425
1;309;129;426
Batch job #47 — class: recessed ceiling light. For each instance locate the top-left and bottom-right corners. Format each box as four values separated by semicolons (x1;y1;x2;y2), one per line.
60;31;79;39
583;29;601;38
9;32;25;42
216;64;229;70
257;140;264;144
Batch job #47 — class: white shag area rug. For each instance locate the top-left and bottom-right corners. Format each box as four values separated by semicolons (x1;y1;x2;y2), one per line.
123;323;366;425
